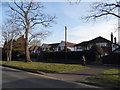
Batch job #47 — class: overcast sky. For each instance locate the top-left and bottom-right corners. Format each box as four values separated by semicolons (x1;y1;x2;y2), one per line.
0;0;118;45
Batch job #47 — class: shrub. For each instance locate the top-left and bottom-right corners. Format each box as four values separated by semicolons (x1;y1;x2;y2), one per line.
45;50;53;52
90;45;103;64
62;48;71;52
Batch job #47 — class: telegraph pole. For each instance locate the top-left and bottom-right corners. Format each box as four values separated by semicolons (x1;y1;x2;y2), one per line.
118;7;120;45
65;26;67;52
65;26;67;61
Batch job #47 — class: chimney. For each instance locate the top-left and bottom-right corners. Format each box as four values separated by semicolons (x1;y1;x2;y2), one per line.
114;37;117;44
111;32;113;43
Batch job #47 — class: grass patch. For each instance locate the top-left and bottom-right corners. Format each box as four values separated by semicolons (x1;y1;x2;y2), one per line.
87;69;120;88
1;61;88;73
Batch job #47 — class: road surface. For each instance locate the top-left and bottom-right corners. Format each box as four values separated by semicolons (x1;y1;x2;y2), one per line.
1;66;100;88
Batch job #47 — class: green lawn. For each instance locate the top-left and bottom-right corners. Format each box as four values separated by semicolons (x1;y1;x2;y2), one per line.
87;69;120;88
1;61;88;73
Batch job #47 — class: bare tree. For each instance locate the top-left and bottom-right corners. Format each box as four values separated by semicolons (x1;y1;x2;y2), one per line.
29;39;41;46
83;0;120;21
2;13;21;61
2;27;21;62
7;0;56;62
29;30;50;43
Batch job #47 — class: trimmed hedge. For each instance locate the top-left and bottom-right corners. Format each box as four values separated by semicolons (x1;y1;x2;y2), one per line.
102;53;120;65
37;51;94;64
2;49;119;65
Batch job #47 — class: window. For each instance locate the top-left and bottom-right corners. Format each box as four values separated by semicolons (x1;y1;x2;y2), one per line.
96;43;107;47
112;45;115;47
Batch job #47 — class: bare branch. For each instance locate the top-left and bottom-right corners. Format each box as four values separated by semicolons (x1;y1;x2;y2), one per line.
29;31;49;42
8;3;25;18
83;1;120;21
14;1;25;14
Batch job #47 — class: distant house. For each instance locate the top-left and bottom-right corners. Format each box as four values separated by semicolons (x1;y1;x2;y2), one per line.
49;43;60;51
57;41;76;51
13;35;25;53
111;43;120;51
41;41;76;52
29;45;41;54
75;36;119;55
3;35;25;53
113;47;120;53
41;44;52;51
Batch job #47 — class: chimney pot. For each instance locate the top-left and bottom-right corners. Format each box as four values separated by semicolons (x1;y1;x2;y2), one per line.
111;32;113;43
114;37;117;44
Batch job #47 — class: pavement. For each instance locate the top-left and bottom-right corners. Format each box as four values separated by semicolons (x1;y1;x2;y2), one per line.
2;64;120;89
42;64;120;88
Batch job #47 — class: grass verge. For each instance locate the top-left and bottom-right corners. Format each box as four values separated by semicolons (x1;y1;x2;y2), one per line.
1;61;88;73
87;69;120;88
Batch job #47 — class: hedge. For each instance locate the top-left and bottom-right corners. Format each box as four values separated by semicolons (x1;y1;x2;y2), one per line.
102;53;120;65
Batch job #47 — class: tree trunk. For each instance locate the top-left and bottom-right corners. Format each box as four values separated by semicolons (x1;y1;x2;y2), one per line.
25;28;31;62
9;39;13;61
9;48;12;62
7;52;9;61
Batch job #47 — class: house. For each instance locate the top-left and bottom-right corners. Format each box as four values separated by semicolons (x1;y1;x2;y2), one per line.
29;45;41;54
57;41;76;51
75;36;120;55
49;43;60;51
74;41;90;51
41;41;76;52
41;43;61;52
3;35;25;53
41;44;52;51
13;35;25;53
113;47;120;53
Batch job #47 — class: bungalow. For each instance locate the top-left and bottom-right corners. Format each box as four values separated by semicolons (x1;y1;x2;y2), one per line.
29;45;41;54
57;41;76;51
41;43;52;51
49;43;60;51
75;36;119;55
41;41;76;52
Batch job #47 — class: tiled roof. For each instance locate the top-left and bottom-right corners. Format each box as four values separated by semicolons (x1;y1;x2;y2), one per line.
61;41;76;47
75;36;112;46
89;36;111;44
41;41;76;49
49;43;60;48
29;45;40;51
75;41;89;46
42;44;51;48
34;46;39;50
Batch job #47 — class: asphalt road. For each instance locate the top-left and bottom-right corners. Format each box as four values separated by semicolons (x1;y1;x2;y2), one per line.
2;66;96;88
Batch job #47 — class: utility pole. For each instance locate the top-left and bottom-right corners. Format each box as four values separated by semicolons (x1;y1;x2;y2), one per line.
65;26;67;61
118;7;120;45
65;26;67;52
